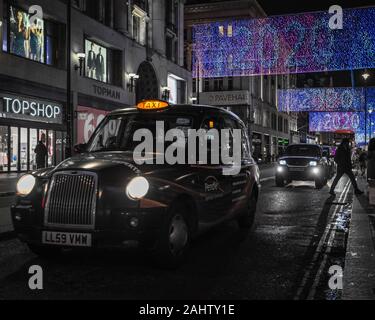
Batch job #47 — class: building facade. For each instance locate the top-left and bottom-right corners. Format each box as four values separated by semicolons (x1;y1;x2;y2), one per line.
185;0;299;162
0;0;191;173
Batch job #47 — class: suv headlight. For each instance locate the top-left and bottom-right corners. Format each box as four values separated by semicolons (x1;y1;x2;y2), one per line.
126;177;149;200
309;161;318;167
17;174;36;196
279;160;287;165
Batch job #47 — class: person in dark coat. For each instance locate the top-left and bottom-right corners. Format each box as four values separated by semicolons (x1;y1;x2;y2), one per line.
34;140;48;169
95;47;105;82
330;139;363;196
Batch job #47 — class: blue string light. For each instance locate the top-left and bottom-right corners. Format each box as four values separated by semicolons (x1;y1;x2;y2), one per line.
193;7;375;77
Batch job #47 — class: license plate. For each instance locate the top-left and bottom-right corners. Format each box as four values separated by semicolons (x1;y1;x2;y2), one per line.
289;167;305;172
42;231;92;247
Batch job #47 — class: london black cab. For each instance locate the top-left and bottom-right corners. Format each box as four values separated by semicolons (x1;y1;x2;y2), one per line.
276;144;330;189
12;100;260;268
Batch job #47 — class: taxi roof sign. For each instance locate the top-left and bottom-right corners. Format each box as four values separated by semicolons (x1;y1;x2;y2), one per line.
137;100;170;111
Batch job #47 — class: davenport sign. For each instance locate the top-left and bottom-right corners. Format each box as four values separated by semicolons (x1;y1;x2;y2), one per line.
200;91;250;106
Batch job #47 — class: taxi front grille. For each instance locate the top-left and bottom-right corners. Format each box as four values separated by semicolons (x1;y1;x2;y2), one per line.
45;172;97;229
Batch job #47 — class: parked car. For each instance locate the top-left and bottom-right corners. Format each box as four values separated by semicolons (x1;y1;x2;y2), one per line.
276;144;330;189
12;100;260;268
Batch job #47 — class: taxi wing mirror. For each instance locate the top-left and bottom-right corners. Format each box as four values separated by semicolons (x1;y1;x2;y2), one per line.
74;143;87;154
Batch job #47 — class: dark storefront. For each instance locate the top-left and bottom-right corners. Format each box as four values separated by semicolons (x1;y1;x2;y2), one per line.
0;90;66;173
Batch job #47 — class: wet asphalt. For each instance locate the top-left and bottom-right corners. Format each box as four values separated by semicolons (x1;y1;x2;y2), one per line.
0;168;352;300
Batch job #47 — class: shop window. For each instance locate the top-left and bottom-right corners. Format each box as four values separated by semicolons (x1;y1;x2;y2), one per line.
48;131;55;167
0;126;8;172
2;13;8;52
85;39;122;86
10;127;18;172
56;131;64;165
20;128;28;171
168;74;186;104
5;6;65;68
29;129;38;170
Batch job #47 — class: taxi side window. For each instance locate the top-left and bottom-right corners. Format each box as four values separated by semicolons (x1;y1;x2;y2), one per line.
200;116;221;165
222;116;238;158
241;126;252;161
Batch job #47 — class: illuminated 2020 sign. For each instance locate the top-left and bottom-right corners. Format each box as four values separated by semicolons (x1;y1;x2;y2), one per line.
193;7;375;77
309;112;363;132
278;87;375;112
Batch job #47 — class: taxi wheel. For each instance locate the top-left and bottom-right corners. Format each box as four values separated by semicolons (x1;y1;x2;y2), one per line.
237;193;257;230
28;244;62;259
152;203;190;269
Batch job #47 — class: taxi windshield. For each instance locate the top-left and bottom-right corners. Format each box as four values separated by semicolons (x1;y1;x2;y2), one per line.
285;145;321;158
87;113;195;153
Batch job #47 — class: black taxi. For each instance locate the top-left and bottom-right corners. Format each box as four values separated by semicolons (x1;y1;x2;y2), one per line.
12;100;260;267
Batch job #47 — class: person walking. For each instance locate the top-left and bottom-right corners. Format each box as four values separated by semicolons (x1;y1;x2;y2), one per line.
368;138;375;181
34;139;48;169
330;139;364;196
359;149;367;177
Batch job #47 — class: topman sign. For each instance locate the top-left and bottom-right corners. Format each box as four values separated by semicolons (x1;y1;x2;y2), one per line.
0;94;63;124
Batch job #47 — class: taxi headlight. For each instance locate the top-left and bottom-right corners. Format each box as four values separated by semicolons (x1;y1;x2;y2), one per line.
279;160;287;166
309;161;318;167
16;174;36;196
126;177;149;200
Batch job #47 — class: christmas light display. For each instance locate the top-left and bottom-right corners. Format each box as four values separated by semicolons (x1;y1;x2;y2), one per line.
193;7;375;77
309;112;363;132
310;112;375;145
278;87;375;112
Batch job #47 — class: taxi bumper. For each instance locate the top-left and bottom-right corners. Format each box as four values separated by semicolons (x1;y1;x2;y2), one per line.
11;205;168;248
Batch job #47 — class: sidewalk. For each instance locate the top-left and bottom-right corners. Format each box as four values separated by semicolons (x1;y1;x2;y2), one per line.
0;173;19;197
0;174;19;239
343;178;375;300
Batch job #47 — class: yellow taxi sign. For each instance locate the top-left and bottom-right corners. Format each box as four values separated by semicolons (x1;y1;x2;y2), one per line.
137;100;170;111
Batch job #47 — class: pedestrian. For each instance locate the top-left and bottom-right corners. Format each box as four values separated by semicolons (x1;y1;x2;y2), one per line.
330;139;364;196
359;149;367;177
367;138;375;181
34;138;47;169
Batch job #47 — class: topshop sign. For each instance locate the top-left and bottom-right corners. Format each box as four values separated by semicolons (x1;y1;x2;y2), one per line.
0;94;63;124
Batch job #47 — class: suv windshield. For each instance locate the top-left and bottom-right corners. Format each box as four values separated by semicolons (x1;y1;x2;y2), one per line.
87;113;195;153
285;145;321;158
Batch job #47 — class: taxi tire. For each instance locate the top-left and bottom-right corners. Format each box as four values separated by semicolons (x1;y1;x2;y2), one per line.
237;192;257;230
151;203;190;269
28;244;62;259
